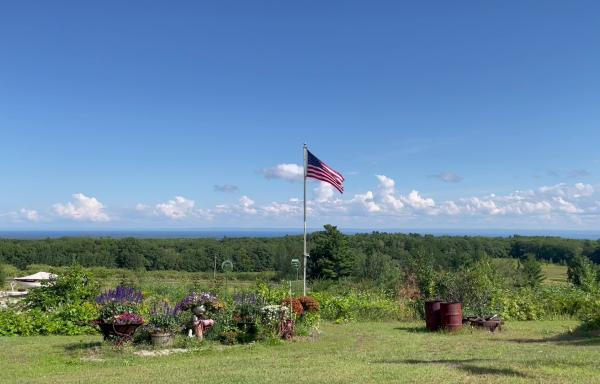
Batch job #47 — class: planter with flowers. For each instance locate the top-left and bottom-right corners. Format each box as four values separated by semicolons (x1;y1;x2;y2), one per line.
175;292;222;316
95;286;144;342
146;302;179;347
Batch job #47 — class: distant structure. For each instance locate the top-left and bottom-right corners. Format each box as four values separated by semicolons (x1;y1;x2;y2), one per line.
13;271;57;288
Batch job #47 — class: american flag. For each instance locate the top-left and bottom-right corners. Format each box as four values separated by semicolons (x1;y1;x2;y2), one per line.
306;149;344;193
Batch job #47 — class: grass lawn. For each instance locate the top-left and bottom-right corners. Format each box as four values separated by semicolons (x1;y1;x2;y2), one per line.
1;320;599;384
541;263;569;285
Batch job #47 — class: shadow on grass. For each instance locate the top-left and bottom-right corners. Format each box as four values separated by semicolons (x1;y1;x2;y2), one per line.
392;325;430;333
372;358;528;378
500;326;600;347
372;359;529;377
63;341;103;352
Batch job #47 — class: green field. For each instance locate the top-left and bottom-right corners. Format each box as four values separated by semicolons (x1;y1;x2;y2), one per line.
1;320;599;384
541;263;569;285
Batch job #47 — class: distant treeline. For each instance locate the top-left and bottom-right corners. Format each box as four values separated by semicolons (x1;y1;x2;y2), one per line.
0;231;599;275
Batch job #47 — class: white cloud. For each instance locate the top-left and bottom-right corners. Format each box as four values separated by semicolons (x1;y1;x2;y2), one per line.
239;195;257;214
314;182;334;202
349;191;381;213
19;208;41;222
155;196;196;219
553;197;579;214
262;163;303;182
53;193;110;222
1;208;42;223
403;190;436;210
11;178;600;228
261;199;303;216
375;175;404;211
135;203;150;211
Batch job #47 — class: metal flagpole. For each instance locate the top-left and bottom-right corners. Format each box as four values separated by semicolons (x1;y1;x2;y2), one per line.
303;143;308;296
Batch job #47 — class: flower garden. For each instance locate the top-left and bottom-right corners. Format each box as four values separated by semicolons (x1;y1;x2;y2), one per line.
0;266;323;348
0;263;600;383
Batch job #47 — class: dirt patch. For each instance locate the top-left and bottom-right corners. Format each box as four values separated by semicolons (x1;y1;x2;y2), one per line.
134;348;190;357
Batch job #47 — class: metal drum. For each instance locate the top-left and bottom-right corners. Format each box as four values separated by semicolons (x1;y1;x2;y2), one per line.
424;300;443;331
440;302;463;331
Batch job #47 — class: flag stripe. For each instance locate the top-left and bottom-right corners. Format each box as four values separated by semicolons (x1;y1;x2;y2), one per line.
322;163;345;182
316;165;344;184
307;167;343;189
307;172;344;193
306;149;344;193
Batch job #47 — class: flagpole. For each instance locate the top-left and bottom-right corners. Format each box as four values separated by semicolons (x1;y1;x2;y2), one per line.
303;143;308;296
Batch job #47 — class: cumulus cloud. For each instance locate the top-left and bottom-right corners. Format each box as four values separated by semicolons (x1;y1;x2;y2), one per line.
1;208;42;222
53;193;110;222
314;182;335;202
429;171;462;183
19;209;41;222
404;190;436;210
214;184;239;193
239;195;257;214
15;179;600;228
375;175;404;211
155;196;196;219
261;163;303;182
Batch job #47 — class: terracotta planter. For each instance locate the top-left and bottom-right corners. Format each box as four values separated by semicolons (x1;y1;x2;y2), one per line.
150;332;175;347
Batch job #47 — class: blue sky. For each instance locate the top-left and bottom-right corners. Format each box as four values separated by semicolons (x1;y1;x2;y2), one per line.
1;1;599;230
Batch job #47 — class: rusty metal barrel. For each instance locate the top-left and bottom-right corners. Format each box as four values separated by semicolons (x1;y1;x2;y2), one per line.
424;300;443;331
440;302;463;331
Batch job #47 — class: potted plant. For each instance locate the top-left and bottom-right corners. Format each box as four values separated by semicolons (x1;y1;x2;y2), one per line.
175;292;222;316
147;302;179;347
95;285;144;342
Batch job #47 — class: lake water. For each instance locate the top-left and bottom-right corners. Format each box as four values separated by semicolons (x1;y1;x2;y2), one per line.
0;228;599;240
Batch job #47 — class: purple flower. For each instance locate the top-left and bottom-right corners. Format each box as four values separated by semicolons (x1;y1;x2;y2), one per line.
174;292;218;314
96;286;144;305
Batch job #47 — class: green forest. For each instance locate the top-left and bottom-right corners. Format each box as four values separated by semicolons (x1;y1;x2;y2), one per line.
1;226;599;280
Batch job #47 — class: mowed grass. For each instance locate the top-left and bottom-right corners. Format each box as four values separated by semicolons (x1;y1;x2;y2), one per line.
1;320;599;384
541;263;568;285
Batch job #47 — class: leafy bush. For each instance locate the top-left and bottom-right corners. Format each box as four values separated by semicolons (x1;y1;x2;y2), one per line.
0;266;101;336
568;255;599;292
435;259;504;317
0;305;98;336
282;297;304;316
27;265;99;311
295;312;320;336
0;264;6;289
490;286;597;320
520;254;544;288
312;290;415;323
298;296;320;313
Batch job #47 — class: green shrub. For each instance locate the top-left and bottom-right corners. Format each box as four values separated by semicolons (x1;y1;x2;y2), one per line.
312;290;416;323
26;265;99;311
520;254;544;288
490;286;597;321
0;264;6;289
0;305;97;336
435;259;505;317
567;255;599;292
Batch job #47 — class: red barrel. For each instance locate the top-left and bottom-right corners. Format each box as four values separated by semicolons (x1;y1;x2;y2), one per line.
440;302;463;331
424;300;443;331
